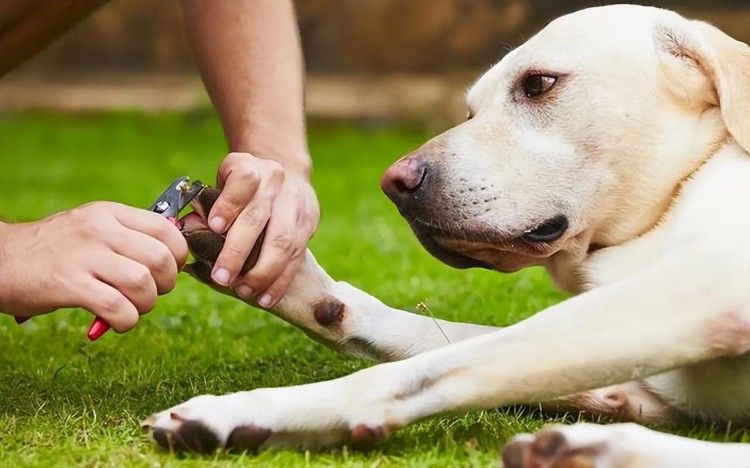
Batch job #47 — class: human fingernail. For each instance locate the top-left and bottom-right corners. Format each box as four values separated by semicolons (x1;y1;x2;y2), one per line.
258;294;274;309
236;285;253;300
212;267;231;286
209;216;226;233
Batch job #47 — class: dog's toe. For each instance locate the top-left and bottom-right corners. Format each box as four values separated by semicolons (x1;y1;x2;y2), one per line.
140;414;156;429
501;436;532;468
502;428;598;468
530;429;570;461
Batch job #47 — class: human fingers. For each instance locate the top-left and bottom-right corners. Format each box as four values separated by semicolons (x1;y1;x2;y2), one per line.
238;250;304;309
234;184;317;306
109;203;189;270
77;278;140;333
211;160;285;286
209;152;263;234
108;228;180;295
91;253;159;316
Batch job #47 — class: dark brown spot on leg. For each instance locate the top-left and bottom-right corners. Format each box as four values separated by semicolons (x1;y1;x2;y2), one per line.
226;424;272;453
501;439;530;468
350;423;388;449
313;299;345;327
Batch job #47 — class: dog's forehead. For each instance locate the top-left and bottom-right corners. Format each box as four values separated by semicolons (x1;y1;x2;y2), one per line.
522;5;668;62
467;5;676;110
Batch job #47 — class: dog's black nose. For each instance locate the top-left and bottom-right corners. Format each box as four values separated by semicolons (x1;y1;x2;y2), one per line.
381;154;428;204
521;215;569;244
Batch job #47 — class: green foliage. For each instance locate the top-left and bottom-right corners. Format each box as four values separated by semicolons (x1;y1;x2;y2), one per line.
0;113;741;466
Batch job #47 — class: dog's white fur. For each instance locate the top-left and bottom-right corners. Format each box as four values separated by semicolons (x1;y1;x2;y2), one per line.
145;5;750;466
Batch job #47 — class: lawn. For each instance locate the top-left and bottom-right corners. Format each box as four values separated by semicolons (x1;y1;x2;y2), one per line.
0;112;743;467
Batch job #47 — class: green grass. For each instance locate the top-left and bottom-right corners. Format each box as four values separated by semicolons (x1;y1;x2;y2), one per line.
0;112;744;467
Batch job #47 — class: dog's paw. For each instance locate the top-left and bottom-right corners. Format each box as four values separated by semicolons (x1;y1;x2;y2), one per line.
501;423;655;468
142;388;391;453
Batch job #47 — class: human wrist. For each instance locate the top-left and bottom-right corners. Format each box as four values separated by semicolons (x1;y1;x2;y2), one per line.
0;221;16;315
229;142;312;179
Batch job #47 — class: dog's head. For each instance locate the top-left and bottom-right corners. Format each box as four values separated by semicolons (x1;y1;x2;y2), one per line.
382;5;749;275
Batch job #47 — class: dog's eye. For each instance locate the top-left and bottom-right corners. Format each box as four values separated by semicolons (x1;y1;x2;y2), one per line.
522;74;557;98
466;111;475;120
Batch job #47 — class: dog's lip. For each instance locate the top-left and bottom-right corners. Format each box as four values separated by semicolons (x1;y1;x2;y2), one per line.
407;226;490;269
408;218;557;257
437;238;554;258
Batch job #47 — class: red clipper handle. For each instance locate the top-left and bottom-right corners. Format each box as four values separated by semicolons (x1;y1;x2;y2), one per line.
87;216;180;341
87;318;110;341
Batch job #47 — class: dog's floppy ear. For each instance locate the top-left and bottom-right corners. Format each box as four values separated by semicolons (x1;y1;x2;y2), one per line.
654;17;750;152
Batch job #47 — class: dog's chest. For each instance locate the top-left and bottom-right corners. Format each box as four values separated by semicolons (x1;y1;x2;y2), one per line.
645;354;750;422
578;226;671;290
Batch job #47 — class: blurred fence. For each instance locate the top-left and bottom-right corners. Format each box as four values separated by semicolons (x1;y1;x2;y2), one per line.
2;0;748;124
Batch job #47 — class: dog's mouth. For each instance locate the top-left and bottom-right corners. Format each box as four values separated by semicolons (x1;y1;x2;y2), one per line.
406;216;569;272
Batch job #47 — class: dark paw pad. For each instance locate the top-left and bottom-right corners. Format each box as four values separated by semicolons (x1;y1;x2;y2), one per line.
350;424;388;449
185;230;226;266
182;228;264;284
151;420;221;453
532;430;568;459
226;424;273;453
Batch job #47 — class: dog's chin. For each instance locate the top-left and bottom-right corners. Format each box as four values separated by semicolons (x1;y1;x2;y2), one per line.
412;232;492;270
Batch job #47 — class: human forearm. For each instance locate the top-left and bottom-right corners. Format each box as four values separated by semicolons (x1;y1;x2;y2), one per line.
180;0;310;176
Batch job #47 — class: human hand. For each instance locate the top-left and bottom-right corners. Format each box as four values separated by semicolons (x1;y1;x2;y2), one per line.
205;152;319;309
0;202;188;332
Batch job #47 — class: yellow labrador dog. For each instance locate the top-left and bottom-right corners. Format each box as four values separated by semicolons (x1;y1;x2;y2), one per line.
144;5;750;466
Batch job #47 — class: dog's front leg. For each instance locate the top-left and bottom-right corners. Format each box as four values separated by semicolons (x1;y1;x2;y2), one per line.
269;251;498;361
189;246;498;361
184;189;497;362
145;246;749;461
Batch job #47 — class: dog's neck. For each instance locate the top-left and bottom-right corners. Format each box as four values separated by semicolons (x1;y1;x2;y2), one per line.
546;137;745;294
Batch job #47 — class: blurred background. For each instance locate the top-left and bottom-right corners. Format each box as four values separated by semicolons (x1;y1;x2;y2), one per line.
1;0;748;127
